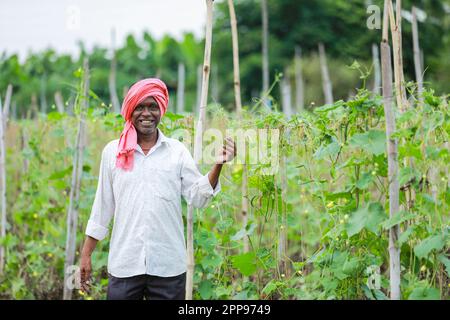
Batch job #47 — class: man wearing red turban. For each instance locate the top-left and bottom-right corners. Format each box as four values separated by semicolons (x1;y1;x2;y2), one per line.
79;78;235;300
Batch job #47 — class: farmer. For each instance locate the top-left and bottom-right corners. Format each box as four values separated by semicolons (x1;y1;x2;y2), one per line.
79;78;235;300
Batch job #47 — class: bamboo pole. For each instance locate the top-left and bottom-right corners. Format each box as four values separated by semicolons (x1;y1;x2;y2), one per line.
21;126;29;174
177;62;185;114
278;149;289;276
40;76;48;114
387;0;408;111
31;94;39;119
279;67;292;274
109;28;121;113
372;43;381;95
228;0;243;117
0;95;7;275
195;64;202;114
281;68;293;117
294;46;304;112
411;6;424;106
63;58;89;300
54;91;65;114
2;85;13;129
186;0;214;300
381;0;401;300
211;63;219;103
227;0;248;254
12;101;16;121
389;0;415;212
261;0;269;106
318;43;333;105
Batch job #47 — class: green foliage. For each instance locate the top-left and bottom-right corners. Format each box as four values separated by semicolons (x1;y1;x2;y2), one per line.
0;2;448;298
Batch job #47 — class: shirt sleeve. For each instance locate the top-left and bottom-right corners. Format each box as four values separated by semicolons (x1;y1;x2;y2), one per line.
180;145;221;208
85;145;115;241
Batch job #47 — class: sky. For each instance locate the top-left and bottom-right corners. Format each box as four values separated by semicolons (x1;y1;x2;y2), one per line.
0;0;207;60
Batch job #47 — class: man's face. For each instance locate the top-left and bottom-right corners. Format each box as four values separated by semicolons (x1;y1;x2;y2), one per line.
131;96;161;136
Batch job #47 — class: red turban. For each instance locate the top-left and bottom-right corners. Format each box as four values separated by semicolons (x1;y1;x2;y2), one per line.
116;78;169;171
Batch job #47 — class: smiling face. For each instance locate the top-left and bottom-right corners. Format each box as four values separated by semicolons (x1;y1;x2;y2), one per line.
131;96;161;137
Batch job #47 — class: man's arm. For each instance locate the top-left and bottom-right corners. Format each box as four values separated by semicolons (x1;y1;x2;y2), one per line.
208;164;223;189
80;236;98;293
80;144;115;292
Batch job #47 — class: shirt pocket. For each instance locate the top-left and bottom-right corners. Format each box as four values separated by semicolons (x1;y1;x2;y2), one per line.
148;164;180;202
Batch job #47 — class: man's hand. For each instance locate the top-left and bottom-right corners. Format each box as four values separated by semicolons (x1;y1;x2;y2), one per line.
216;137;236;164
80;254;92;293
79;236;98;293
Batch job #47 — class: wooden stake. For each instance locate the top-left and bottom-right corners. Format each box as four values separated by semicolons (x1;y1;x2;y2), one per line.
318;43;333;105
177;62;185;114
281;68;293;117
54;91;65;114
11;101;17;121
63;58;89;300
228;0;248;254
2;85;13;130
186;0;214;300
195;65;202;114
278;151;289;276
109;28;121;113
294;46;305;112
0;95;7;275
381;0;401;300
211;63;219;103
261;0;269;104
372;43;381;95
411;6;424;106
21;126;29;174
387;0;408;111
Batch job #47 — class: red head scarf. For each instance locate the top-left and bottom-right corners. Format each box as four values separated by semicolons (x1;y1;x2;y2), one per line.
116;78;169;171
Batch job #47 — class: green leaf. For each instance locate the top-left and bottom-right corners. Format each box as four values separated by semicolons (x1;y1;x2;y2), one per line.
47;111;63;121
414;234;447;259
232;290;249;300
342;257;360;275
231;252;257;276
398;226;415;245
408;287;440;300
216;218;233;232
314;100;345;113
372;289;388;300
200;253;223;269
348;130;386;156
215;286;232;298
48;167;72;180
399;167;419;187
198;280;213;299
363;286;388;300
164;111;184;121
346;202;386;237
355;172;375;190
382;211;416;230
438;254;450;277
231;223;256;241
262;280;279;296
313;138;340;160
197;229;217;251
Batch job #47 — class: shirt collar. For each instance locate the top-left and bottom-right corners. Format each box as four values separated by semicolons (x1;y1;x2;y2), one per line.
135;128;168;155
